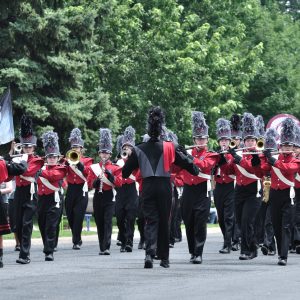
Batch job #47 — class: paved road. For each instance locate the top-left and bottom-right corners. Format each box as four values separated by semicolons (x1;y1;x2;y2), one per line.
1;231;300;300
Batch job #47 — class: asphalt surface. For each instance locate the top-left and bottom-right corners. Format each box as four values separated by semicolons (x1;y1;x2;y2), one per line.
1;231;300;300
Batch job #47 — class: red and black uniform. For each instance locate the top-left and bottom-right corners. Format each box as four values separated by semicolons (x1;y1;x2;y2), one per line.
123;139;199;262
87;160;122;253
222;151;264;258
259;154;300;260
180;148;218;259
115;158;139;250
292;155;300;252
14;154;44;260
65;156;93;246
37;165;67;256
213;153;235;250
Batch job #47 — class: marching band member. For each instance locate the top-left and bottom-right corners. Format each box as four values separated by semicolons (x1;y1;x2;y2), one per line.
122;106;199;268
259;128;277;256
292;124;300;254
259;118;300;265
115;126;138;253
37;131;67;261
223;113;264;260
0;155;28;268
14;115;44;264
230;114;242;251
213;118;235;254
180;111;219;264
87;128;122;255
65;128;93;250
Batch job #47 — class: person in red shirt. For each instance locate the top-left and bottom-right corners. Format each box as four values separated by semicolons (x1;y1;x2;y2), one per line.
180;111;219;264
87;128;122;255
0;155;28;268
213;118;235;254
292;124;300;254
65;128;93;250
223;113;264;260
259;118;300;266
115;126;138;253
37;131;67;262
14;115;44;265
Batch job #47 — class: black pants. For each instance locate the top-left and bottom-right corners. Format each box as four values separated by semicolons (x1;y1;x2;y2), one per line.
264;203;276;251
182;182;210;257
8;198;16;233
254;201;268;245
234;182;261;256
14;185;37;259
170;186;179;245
136;195;145;241
65;184;88;245
93;189;115;252
115;183;138;246
0;197;10;236
142;177;172;260
292;188;300;247
38;194;62;255
174;191;183;241
269;188;293;260
214;182;235;248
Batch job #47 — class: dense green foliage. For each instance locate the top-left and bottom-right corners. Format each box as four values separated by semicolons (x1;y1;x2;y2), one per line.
1;0;299;154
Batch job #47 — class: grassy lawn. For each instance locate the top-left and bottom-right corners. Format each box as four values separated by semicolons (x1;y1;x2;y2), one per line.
3;216;219;240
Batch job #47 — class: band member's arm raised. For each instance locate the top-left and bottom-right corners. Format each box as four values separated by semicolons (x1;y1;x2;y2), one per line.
174;148;199;176
122;148;139;178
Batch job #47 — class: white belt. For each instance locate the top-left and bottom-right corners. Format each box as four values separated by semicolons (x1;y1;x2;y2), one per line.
20;175;35;200
236;165;261;198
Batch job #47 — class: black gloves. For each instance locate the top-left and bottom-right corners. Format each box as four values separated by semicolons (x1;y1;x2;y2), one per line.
77;162;84;172
218;153;227;166
93;178;100;189
263;150;276;166
105;170;115;184
228;148;242;164
251;154;261;167
177;145;188;156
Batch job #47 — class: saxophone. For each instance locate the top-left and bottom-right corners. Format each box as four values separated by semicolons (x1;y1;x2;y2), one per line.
263;176;271;203
99;159;106;193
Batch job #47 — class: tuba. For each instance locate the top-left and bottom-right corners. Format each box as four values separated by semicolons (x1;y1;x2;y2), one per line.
66;150;80;165
263;176;271;203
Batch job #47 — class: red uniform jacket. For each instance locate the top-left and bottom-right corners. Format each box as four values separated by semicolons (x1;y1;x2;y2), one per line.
295;155;300;189
0;160;8;183
116;158;139;185
66;156;94;184
180;148;218;186
214;153;235;184
37;165;67;196
15;154;44;187
87;160;122;191
221;152;264;186
259;154;300;190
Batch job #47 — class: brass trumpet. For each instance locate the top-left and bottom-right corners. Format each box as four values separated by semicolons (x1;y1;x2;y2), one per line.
14;143;23;153
66;149;81;165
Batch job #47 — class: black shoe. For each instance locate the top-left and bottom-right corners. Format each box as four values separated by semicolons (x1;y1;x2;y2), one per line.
239;254;251;260
120;246;126;253
169;243;174;249
16;257;31;264
268;250;276;256
116;240;122;246
193;256;202;264
249;250;257;259
278;258;287;266
0;257;3;268
45;254;54;261
14;245;20;252
125;244;133;253
103;249;110;255
219;247;231;254
78;240;82;246
72;244;80;250
160;259;170;268
138;240;144;250
53;247;58;252
189;255;195;263
174;238;182;243
231;242;240;251
99;251;104;255
261;245;268;256
153;255;160;260
296;245;300;254
144;255;153;269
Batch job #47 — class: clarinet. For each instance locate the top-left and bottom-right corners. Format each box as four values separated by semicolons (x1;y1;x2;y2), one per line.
99;159;106;193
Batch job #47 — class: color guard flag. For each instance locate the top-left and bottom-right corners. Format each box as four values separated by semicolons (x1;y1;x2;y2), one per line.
0;88;15;145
